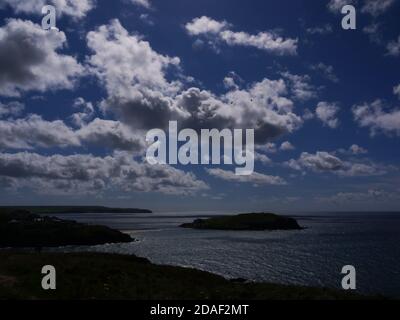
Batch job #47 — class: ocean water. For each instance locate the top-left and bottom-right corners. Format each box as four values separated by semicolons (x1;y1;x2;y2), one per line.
49;212;400;298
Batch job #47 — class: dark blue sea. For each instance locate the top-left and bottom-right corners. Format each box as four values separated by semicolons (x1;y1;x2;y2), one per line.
48;212;400;298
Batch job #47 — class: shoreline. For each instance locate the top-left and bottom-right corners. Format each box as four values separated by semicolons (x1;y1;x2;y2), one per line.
0;250;371;300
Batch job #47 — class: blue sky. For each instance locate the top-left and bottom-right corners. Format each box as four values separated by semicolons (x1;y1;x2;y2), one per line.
0;0;399;212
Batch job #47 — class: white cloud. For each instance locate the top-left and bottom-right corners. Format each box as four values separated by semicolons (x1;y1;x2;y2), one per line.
185;16;298;56
185;16;229;35
0;115;80;149
280;72;317;101
0;101;24;118
0;19;84;97
0;0;95;19
349;144;368;155
286;151;388;177
0;151;208;195
206;168;286;186
315;102;340;128
302;108;315;121
362;0;395;16
288;151;343;172
280;141;295;151
87;20;303;144
70;97;94;127
387;36;400;56
130;0;151;9
352;99;400;136
254;152;272;165
311;63;339;83
328;0;357;13
394;84;400;99
139;14;154;26
256;143;277;154
0;114;146;153
363;23;382;44
76;118;146;152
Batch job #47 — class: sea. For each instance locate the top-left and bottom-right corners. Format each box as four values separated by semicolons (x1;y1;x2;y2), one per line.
47;211;400;298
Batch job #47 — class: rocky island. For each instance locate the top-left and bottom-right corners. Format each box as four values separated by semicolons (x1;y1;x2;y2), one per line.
180;213;302;231
0;209;133;247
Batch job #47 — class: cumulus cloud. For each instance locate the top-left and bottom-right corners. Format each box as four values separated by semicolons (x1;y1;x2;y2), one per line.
70;97;94;127
315;102;340;128
130;0;151;9
256;142;278;154
287;151;343;172
352;99;400;136
87;20;303;144
0;114;146;153
327;0;357;13
185;16;298;56
347;144;368;155
310;63;339;83
361;0;395;16
387;36;400;56
280;141;295;151
0;101;24;118
0;115;80;149
206;168;286;186
185;16;228;35
0;152;208;195
280;72;317;101
0;0;95;19
286;151;388;177
254;152;272;165
0;19;84;97
76;118;146;152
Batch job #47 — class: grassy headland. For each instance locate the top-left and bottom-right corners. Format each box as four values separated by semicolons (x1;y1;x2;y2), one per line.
0;210;133;247
181;213;302;231
0;251;367;300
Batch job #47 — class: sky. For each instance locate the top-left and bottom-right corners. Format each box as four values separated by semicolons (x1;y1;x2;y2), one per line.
0;0;399;212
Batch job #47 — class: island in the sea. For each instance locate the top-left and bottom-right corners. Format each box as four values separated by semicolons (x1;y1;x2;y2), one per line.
0;209;133;247
180;213;302;231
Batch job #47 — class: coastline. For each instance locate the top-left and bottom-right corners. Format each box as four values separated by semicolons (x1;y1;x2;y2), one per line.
0;209;392;300
0;251;369;300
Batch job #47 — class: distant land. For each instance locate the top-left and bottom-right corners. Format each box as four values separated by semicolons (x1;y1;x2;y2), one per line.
0;206;152;214
0;209;133;247
181;213;302;231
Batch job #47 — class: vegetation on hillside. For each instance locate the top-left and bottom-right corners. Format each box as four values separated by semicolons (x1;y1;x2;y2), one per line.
0;252;368;300
0;210;133;247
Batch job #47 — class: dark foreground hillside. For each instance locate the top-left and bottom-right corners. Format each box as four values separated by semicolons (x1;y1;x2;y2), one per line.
0;252;368;300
